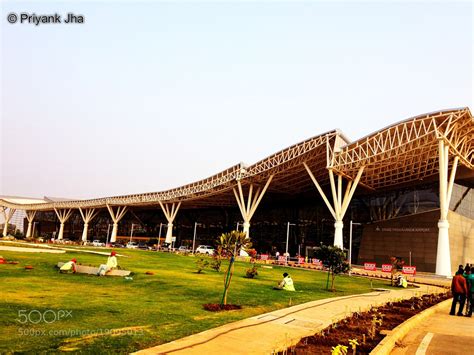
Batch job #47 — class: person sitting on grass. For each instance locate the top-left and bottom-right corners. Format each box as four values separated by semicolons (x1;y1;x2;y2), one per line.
59;258;77;273
97;251;118;276
274;272;295;291
396;274;408;288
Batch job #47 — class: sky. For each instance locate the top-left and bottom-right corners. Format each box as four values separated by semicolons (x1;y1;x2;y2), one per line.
1;1;472;200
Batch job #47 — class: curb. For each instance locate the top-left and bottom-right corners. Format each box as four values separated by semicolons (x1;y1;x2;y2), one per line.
370;298;452;355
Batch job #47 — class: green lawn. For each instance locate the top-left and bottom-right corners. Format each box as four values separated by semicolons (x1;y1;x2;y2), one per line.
0;245;396;354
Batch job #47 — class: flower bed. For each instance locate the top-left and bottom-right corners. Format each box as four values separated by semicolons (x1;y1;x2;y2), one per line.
283;292;450;354
203;304;242;312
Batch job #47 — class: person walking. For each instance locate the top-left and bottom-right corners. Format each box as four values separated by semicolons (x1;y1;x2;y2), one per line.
465;266;473;317
450;267;468;316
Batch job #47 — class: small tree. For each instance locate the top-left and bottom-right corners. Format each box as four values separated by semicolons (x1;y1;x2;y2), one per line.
245;248;258;278
217;230;252;305
315;245;349;291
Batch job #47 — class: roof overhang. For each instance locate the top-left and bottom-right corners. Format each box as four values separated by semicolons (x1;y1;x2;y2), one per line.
1;108;472;212
331;108;473;190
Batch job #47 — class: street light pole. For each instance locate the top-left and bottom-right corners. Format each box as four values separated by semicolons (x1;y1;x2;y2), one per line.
106;223;111;245
192;222;203;253
286;222;296;261
349;220;362;275
158;223;163;245
236;222;242;231
130;223;136;243
32;221;38;238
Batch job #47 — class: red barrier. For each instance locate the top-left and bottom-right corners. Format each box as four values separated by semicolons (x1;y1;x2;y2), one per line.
402;266;416;275
364;262;377;271
312;258;322;266
381;264;393;273
260;254;269;261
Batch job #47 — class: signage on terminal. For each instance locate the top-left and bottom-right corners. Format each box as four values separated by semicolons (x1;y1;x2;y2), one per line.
402;266;416;275
375;226;430;233
364;262;377;271
312;259;322;266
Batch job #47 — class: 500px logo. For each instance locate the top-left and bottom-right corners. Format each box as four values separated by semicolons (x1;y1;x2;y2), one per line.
7;12;84;25
17;309;72;324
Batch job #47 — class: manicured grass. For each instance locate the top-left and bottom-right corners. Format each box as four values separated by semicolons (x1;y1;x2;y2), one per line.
0;244;397;353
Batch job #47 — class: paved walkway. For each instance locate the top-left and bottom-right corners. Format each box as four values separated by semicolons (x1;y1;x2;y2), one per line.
0;241;126;256
391;300;473;355
0;245;65;253
135;284;446;355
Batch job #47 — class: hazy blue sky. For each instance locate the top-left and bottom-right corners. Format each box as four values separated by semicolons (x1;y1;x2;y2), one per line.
1;1;472;199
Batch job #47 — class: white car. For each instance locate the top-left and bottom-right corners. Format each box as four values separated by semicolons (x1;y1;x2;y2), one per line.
126;242;139;249
92;240;105;247
195;245;215;255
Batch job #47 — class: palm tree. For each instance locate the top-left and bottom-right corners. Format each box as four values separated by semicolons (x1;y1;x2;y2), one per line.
217;230;252;305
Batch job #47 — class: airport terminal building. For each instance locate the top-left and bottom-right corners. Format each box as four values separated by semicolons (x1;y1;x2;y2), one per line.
1;108;473;276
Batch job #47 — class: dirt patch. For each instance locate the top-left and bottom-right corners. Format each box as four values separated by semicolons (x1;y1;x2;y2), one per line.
283;292;450;354
203;304;242;312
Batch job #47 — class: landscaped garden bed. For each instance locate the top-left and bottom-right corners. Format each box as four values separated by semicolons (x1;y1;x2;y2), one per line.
283;292;450;354
203;304;242;312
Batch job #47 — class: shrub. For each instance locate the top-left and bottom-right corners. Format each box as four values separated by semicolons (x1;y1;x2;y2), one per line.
210;257;222;272
245;265;258;278
196;258;209;273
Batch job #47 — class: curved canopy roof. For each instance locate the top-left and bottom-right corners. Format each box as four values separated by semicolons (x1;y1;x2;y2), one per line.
331;107;473;189
1;108;472;211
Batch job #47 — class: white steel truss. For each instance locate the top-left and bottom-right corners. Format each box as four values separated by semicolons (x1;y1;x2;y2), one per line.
0;131;341;211
331;108;472;189
1;207;16;237
304;162;365;248
78;208;99;243
233;174;274;239
54;208;73;240
0;108;472;277
106;205;128;243
435;140;459;277
158;201;181;244
25;210;37;238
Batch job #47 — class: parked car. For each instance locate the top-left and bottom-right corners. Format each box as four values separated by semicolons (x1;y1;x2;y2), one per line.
110;242;125;248
138;243;151;250
126;242;139;249
195;245;215;255
92;240;105;247
178;246;190;253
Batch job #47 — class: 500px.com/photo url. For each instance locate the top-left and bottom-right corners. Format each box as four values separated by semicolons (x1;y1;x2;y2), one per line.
7;12;84;25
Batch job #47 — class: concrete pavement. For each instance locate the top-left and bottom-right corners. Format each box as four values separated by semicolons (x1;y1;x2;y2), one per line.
134;284;446;355
390;300;473;355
